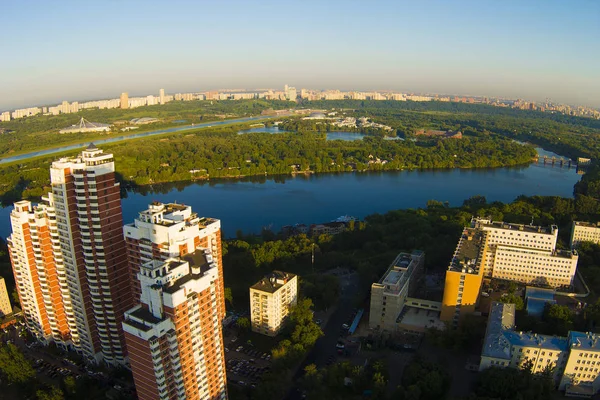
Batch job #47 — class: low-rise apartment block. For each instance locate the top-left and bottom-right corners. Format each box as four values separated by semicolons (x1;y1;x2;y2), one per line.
571;221;600;248
250;271;298;336
369;251;425;331
480;301;600;398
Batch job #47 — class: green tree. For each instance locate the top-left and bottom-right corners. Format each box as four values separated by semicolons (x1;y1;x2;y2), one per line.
224;287;233;306
0;343;35;384
36;386;64;400
499;293;524;310
236;317;250;332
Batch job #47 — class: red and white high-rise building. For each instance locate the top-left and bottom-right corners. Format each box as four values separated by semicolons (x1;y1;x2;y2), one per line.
123;253;227;400
8;144;133;364
123;202;225;319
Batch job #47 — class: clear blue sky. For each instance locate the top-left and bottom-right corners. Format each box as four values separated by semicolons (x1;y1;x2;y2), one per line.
1;0;599;110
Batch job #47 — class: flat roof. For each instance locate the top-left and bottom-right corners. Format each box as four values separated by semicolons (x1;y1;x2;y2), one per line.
503;331;568;351
573;221;600;228
481;302;515;360
476;219;555;235
251;271;296;293
449;229;485;273
397;306;445;331
568;331;600;351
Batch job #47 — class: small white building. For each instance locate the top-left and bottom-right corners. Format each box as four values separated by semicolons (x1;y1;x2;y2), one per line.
250;271;298;336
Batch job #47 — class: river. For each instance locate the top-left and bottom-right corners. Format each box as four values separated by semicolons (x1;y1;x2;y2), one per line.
0;148;580;239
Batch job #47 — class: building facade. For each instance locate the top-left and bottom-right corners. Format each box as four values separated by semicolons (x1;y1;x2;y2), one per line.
480;302;600;398
123;202;225;318
441;228;489;325
250;271;298;336
474;218;578;288
123;251;227;400
8;145;133;364
8;200;71;344
0;277;13;316
571;221;600;248
369;251;425;331
120;92;129;109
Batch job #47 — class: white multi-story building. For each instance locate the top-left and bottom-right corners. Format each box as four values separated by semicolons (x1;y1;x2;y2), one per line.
123;251;227;400
250;271;298;336
12;107;41;119
571;221;600;248
474;218;578;288
480;302;600;398
0;276;12;316
0;111;10;121
369;251;425;331
8;145;134;365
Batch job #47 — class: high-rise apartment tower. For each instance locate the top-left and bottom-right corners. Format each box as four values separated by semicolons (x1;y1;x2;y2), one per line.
8;145;133;364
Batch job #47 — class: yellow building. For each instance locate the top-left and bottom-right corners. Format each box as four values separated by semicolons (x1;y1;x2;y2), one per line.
0;276;12;317
250;271;298;336
441;228;489;326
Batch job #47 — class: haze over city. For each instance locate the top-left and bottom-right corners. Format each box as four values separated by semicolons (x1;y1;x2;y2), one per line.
1;0;599;110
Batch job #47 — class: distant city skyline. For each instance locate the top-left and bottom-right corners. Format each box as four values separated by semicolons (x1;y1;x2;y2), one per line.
1;0;599;109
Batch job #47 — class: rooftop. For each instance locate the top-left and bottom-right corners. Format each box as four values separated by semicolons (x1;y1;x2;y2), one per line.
124;306;166;332
251;271;296;293
397;306;445;331
568;331;600;351
376;251;423;294
448;228;485;273
573;221;600;228
474;218;556;235
481;302;516;360
503;330;568;351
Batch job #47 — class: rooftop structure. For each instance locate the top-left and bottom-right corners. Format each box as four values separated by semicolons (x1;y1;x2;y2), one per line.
59;117;110;134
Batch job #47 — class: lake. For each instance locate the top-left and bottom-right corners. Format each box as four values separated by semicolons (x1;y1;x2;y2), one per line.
0;148;580;239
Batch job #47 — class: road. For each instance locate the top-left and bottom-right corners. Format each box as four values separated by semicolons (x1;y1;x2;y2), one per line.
285;276;360;400
0;115;276;164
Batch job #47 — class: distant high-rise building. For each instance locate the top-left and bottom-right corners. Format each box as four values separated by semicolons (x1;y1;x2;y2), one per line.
8;145;134;364
120;92;129;109
0;276;12;317
123;214;227;399
159;88;165;105
250;271;298;336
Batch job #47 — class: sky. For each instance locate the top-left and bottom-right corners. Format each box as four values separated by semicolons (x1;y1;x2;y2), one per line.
1;0;599;110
